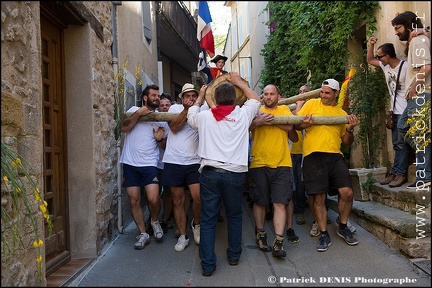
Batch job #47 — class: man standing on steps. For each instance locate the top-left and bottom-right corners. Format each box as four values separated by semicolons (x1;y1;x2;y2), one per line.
391;11;431;190
367;38;410;188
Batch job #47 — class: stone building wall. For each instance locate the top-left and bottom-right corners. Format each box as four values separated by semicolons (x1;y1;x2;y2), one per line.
82;0;119;257
1;1;46;286
1;1;119;286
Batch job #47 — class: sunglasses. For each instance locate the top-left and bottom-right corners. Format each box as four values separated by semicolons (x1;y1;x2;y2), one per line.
375;54;387;60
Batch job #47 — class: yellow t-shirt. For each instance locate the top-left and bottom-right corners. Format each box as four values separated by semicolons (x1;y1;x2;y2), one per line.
296;99;348;157
250;105;293;168
290;130;303;155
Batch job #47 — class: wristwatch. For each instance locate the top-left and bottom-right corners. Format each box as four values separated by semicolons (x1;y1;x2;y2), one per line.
346;128;354;134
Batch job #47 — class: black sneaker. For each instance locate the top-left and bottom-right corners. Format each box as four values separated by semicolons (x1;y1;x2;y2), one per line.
337;226;358;246
286;228;299;244
407;181;431;190
272;235;286;257
145;218;153;235
228;258;239;266
256;231;272;252
335;216;356;234
160;221;168;234
202;266;216;277
317;234;332;252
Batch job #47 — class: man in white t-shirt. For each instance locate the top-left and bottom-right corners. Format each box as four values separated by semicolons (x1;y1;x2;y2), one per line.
162;83;206;252
188;72;261;276
367;37;410;188
120;84;169;250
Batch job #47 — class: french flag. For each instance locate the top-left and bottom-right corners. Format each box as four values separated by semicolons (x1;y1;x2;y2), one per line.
197;1;215;58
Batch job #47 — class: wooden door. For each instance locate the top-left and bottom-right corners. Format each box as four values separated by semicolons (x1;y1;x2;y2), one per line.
40;15;70;276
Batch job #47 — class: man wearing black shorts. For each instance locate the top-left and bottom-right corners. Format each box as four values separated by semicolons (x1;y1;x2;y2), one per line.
295;79;359;252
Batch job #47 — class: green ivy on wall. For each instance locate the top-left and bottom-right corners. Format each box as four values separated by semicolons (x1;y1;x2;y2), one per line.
260;1;380;96
349;63;389;168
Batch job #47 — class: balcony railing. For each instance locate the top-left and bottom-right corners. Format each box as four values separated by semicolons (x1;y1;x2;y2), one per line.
158;1;201;72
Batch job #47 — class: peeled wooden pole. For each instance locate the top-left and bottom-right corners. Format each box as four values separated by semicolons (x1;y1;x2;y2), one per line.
131;112;349;125
128;86;341;124
277;88;320;105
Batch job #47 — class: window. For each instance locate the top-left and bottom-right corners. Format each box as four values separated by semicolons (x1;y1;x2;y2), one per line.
124;69;138;109
142;2;152;45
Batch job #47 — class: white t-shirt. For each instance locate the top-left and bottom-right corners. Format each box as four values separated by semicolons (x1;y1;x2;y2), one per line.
162;104;204;165
379;60;407;114
187;99;261;172
120;106;169;167
405;35;431;96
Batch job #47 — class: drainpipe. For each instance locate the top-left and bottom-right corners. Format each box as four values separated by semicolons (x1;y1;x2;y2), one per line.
111;1;124;234
156;1;163;90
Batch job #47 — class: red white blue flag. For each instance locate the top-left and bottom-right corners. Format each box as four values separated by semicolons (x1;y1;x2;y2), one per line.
197;1;215;58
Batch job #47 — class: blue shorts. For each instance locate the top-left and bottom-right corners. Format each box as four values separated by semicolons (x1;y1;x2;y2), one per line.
162;163;200;187
302;152;352;196
122;164;160;187
158;168;171;197
249;166;293;206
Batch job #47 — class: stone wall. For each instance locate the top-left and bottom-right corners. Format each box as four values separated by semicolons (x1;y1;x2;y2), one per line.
1;1;120;285
1;1;46;286
80;0;119;257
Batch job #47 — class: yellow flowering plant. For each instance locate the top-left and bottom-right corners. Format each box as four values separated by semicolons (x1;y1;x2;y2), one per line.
114;60;143;141
114;61;127;141
405;99;431;150
1;140;53;285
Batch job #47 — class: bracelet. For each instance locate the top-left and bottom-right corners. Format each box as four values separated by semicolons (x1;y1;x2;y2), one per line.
346;128;354;134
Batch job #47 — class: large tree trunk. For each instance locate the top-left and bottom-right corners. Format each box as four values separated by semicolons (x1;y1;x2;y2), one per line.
127;88;345;125
131;112;348;125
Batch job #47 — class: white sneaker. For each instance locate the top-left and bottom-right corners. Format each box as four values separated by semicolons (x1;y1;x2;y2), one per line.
151;220;164;240
134;233;150;250
310;222;320;237
191;219;200;244
174;235;190;252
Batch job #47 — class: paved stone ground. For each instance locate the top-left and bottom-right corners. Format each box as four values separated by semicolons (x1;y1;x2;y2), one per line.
68;195;431;287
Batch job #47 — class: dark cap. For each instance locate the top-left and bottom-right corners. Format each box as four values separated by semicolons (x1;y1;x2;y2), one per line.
211;55;228;63
160;93;172;102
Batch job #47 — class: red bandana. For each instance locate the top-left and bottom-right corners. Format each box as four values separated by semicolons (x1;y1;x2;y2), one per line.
211;105;235;121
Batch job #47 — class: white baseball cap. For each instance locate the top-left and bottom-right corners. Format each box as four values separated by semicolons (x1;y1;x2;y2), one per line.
322;79;340;91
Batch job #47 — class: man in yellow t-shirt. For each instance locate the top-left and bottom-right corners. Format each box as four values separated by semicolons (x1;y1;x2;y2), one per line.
295;79;359;252
249;84;298;258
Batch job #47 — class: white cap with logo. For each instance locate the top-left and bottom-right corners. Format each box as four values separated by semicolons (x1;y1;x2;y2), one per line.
322;79;340;91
